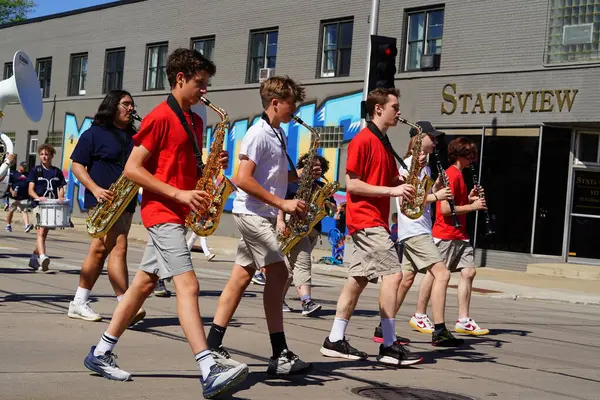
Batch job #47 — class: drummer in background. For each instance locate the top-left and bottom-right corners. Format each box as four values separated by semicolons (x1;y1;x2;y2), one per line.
28;143;66;272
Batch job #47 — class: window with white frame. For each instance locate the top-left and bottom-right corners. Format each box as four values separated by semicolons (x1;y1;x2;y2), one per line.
546;0;600;64
404;7;444;71
3;62;13;79
577;132;600;163
312;126;344;148
68;53;88;96
36;58;52;98
103;48;125;94
145;43;168;90
320;19;353;78
248;29;278;83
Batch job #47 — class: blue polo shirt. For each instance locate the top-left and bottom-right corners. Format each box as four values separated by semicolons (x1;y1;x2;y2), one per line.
70;125;136;213
285;179;335;233
28;165;66;199
9;171;29;200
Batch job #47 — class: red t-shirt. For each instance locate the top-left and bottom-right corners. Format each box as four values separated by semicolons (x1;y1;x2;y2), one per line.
346;126;399;235
133;101;203;228
432;165;469;240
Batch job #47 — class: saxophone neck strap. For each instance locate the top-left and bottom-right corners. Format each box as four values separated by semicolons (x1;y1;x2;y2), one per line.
167;94;204;176
261;112;298;179
367;122;408;170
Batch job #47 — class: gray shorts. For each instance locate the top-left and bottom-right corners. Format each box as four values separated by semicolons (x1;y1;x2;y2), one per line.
436;239;477;272
139;223;194;279
234;213;284;270
348;226;401;283
285;229;319;287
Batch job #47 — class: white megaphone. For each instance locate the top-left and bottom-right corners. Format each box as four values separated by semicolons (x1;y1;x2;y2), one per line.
0;50;43;181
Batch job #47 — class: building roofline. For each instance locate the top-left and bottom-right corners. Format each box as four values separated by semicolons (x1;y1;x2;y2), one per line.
0;0;147;30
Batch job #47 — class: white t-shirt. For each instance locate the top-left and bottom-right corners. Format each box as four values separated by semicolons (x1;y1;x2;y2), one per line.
232;118;288;218
395;155;434;242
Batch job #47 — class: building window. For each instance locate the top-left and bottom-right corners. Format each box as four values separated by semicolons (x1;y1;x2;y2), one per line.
28;131;38;169
68;53;88;96
312;126;344;148
192;36;215;60
248;29;278;83
36;58;52;99
4;132;15;144
546;0;600;64
145;43;168;91
404;8;444;71
3;62;13;79
103;48;125;94
45;131;63;148
320;19;353;78
576;132;600;163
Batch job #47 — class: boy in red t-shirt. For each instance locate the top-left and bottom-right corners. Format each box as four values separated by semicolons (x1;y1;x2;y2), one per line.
424;137;489;336
82;49;249;399
320;88;422;367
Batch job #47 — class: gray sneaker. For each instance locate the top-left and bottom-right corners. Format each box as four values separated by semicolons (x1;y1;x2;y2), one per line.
267;349;312;376
200;362;249;399
84;346;131;381
211;345;243;368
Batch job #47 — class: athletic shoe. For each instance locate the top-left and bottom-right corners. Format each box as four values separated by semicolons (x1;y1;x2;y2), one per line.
455;318;490;336
282;301;293;312
267;349;312;376
129;308;146;327
409;314;434;334
377;342;423;366
39;255;50;272
432;329;465;347
201;363;249;399
251;272;266;286
5;224;11;232
210;345;243;368
153;279;171;297
84;346;131;381
372;324;410;345
320;337;368;360
68;301;102;322
28;255;39;271
206;253;216;261
301;300;322;316
24;224;33;233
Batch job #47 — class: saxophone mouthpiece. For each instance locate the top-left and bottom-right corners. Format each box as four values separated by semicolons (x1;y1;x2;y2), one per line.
131;110;142;122
199;96;211;106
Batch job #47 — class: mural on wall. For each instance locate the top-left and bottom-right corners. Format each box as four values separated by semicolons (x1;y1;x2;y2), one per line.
60;90;362;232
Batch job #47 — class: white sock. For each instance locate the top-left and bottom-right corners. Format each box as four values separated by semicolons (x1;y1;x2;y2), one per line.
195;349;216;380
94;332;119;356
73;287;90;305
117;295;124;302
415;313;427;319
381;318;396;347
328;318;348;342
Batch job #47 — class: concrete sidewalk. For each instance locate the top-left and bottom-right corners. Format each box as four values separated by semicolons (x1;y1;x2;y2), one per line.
59;217;600;306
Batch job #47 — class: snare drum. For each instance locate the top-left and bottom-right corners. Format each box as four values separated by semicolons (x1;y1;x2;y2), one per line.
38;199;72;228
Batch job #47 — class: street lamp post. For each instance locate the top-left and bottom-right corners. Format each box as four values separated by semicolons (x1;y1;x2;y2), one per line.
361;0;380;129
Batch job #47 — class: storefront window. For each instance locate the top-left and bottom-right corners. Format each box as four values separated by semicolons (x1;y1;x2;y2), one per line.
577;132;599;163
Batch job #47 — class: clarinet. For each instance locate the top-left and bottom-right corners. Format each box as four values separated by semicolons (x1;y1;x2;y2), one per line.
470;164;495;236
434;149;460;228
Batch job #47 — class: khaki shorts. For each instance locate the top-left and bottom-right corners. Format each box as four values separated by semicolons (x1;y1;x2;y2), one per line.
349;226;401;283
285;229;319;287
436;239;477;272
401;234;443;273
234;213;284;270
9;199;28;212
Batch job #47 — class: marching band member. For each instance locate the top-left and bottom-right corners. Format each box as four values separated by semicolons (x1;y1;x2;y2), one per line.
6;161;33;233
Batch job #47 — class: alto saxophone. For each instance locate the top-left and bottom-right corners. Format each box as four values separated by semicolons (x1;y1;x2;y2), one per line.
86;112;142;238
278;116;340;255
185;97;236;236
398;117;434;219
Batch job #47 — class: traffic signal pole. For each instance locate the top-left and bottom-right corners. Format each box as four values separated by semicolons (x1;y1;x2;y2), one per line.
361;0;380;129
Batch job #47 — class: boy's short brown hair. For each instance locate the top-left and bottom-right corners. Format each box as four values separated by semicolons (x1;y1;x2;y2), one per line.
366;87;400;118
166;48;216;89
448;137;478;164
260;76;306;109
38;143;56;156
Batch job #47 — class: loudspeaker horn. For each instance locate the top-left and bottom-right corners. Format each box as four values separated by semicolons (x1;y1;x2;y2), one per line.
0;50;43;122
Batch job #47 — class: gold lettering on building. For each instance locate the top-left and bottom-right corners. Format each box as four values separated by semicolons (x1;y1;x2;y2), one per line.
441;84;578;115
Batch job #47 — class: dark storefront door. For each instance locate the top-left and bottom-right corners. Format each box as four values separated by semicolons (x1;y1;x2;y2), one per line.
569;169;600;263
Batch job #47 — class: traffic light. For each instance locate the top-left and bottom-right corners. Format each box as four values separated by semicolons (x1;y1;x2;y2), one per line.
367;35;398;93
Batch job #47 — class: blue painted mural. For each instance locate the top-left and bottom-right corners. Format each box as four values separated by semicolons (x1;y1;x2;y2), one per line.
60;90;362;232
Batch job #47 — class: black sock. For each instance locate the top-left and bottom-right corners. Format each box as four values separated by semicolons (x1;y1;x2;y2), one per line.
434;323;446;336
269;332;288;358
207;323;227;350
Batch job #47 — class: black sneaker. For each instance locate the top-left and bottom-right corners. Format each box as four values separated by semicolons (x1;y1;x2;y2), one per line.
372;324;410;345
320;337;368;360
432;329;465;347
301;300;322;316
377;342;423;366
267;349;312;376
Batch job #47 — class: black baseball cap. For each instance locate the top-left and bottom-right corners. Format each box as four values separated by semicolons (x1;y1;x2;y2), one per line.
409;121;444;137
19;161;27;168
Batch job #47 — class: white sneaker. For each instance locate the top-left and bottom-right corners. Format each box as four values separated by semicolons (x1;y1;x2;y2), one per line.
39;255;50;272
68;301;102;322
409;314;434;334
455;318;490;336
206;253;216;261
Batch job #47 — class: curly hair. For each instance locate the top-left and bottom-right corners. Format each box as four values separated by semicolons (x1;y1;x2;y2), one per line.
447;137;478;164
260;75;306;109
38;143;56;157
166;48;216;89
296;153;330;175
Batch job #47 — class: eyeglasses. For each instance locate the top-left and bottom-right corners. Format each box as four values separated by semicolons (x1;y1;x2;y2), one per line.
118;102;135;110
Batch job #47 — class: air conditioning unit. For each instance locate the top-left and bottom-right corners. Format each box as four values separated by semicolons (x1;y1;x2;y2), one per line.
420;54;441;71
259;68;275;82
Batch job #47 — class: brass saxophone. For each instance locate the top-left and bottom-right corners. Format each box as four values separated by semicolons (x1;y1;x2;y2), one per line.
278;116;340;255
185;96;236;236
86;112;142;238
398;117;434;219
